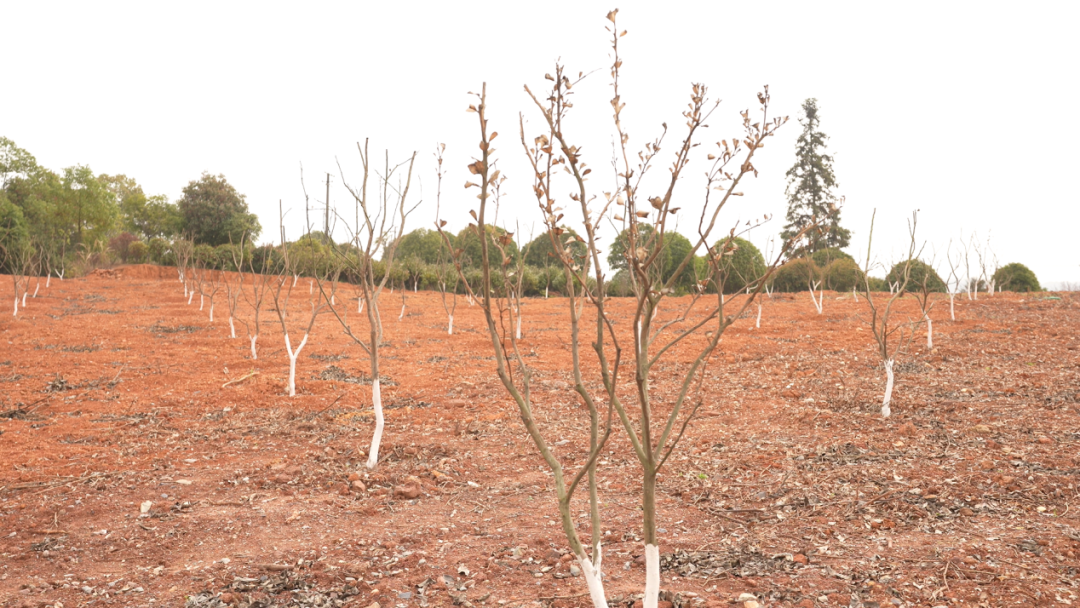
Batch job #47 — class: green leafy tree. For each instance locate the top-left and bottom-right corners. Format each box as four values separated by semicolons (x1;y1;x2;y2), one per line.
810;246;853;267
992;263;1040;292
886;259;946;292
456;225;518;269
0;137;40;188
710;236;766;294
393;228;454;264
177;173;261;246
769;257;821;292
780;99;851;256
60;165;119;246
608;225;695;291
101;173;181;239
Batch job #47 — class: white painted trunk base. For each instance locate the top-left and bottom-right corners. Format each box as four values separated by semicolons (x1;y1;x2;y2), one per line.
250;335;258;360
292;275;298;287
285;333;309;397
949;294;956;321
199;294;204;310
358;299;365;314
22;292;28;307
33;283;39;298
515;314;522;340
448;315;453;335
576;555;608;608
188;291;194;305
367;378;383;469
12;297;17;316
643;544;661;608
882;359;895;418
925;315;933;349
46;275;51;288
756;303;762;329
398;304;405;321
209;303;214;322
229;316;236;338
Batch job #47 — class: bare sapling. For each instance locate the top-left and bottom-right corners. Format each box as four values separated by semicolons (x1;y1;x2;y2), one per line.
1;237;32;316
807;255;824;313
911;251;940;350
462;12;798;603
975;233;998;296
270;236;329;397
433;144;460;335
223;236;249;339
861;210;923;418
319;140;417;470
441;82;615;606
944;239;962;321
240;246;275;360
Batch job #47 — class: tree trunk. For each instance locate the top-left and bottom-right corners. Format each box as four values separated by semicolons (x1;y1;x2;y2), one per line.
250;335;258;360
188;291;194;305
642;470;661;608
367;378;383;469
515;311;522;340
285;333;309;397
949;293;955;321
925;313;933;349
398;304;405;321
448;315;453;335
755;303;762;329
882;359;895;418
229;316;236;338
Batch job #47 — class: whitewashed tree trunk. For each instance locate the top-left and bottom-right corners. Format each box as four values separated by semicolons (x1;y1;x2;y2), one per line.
33;281;39;297
209;303;214;322
188;291;194;305
284;333;309;397
358;298;364;314
852;287;858;302
644;544;661;608
755;303;762;328
882;359;895;418
810;282;823;314
544;285;549;298
366;378;383;469
331;294;335;305
292;274;299;287
515;311;522;340
199;294;204;311
250;335;258;360
46;275;51;288
56;269;64;281
577;553;608;608
398;304;405;321
448;315;453;335
22;292;28;307
184;283;188;298
925;313;933;349
12;297;17;316
228;316;236;338
309;280;313;294
949;293;956;321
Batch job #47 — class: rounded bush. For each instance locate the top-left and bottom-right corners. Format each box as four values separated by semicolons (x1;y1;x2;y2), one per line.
712;237;766;294
770;258;821;293
823;258;864;292
992;263;1040;292
866;276;888;292
128;241;150;264
811;247;854;268
885;259;946;292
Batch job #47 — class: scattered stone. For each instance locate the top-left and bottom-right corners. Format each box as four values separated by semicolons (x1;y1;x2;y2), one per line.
393;483;421;500
793;553;808;564
972;424;992;434
139;501;152;514
1037;435;1052;444
176;479;193;485
569;564;581;577
959;507;974;516
351;480;367;492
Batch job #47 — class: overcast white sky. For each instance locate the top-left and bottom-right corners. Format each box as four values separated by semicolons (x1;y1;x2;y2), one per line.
3;1;1078;286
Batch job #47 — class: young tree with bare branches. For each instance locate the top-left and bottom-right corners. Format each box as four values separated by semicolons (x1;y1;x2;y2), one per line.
319;141;417;470
861;210;923;418
447;11;806;605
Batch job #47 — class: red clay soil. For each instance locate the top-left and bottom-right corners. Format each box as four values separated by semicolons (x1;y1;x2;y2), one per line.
1;265;1078;608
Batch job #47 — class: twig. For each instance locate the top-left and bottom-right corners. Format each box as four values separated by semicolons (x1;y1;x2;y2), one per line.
222;370;259;389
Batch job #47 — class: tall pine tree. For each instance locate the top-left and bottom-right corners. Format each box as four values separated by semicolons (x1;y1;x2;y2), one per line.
780;98;850;257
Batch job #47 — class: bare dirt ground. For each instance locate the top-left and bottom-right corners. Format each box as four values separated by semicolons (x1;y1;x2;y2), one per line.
1;265;1078;608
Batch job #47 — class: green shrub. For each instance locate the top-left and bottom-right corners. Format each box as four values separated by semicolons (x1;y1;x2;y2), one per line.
770;258;821;293
992;263;1040;292
811;247;854;268
712;237;766;294
148;237;170;264
128;241;150;264
823;258;863;292
866;276;888;292
607;269;634;297
886;259;946;292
